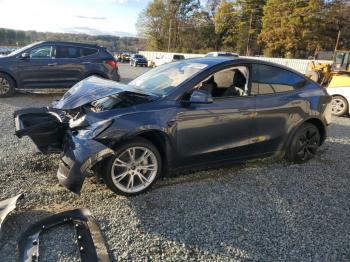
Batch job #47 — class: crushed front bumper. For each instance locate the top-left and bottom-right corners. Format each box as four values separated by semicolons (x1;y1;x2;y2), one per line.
57;131;114;194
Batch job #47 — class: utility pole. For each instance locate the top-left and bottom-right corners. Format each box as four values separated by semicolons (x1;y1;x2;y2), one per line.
334;30;341;52
333;30;341;61
246;12;253;56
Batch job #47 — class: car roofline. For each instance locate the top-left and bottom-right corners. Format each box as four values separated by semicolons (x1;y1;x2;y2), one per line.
183;57;308;78
38;41;102;48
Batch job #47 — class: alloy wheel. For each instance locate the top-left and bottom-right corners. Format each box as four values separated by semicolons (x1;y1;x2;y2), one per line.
111;146;158;193
295;127;320;161
331;97;346;115
0;77;10;95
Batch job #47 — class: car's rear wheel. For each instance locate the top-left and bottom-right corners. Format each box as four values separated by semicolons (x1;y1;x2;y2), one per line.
285;123;320;164
0;73;15;97
331;95;348;116
102;138;162;196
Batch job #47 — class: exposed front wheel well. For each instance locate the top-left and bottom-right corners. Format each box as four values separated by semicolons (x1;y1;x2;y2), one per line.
95;131;171;176
0;71;17;88
0;71;18;88
0;71;17;97
134;131;169;172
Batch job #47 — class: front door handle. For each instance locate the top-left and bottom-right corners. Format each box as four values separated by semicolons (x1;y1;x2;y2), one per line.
48;63;57;66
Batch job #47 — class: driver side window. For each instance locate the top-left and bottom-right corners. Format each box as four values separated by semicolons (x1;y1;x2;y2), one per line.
197;66;249;98
29;46;54;59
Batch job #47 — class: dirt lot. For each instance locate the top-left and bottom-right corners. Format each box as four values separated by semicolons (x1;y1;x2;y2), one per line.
0;64;350;261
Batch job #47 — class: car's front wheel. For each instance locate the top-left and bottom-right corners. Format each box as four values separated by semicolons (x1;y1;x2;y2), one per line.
0;73;15;97
285;123;320;164
102;138;162;196
331;95;348;116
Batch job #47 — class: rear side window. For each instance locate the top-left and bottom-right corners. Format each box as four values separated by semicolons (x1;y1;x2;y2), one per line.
251;64;307;95
81;47;98;57
56;46;80;58
55;46;98;58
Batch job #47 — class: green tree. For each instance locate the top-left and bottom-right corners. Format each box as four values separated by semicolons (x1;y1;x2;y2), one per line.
258;0;324;58
214;1;240;51
214;0;266;55
136;0;167;50
322;0;350;51
235;0;266;55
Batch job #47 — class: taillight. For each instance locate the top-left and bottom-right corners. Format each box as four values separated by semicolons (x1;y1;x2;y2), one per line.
105;60;117;68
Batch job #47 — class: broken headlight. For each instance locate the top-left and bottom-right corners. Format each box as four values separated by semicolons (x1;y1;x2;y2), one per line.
69;115;89;129
77;119;113;139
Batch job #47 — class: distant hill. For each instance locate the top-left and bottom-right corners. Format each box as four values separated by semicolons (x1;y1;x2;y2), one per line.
0;28;145;52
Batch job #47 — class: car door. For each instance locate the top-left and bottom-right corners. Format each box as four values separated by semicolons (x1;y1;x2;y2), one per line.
53;45;87;88
250;63;310;154
17;45;58;89
174;65;257;166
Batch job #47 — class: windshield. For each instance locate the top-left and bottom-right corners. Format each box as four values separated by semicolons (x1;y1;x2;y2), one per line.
8;42;38;56
134;55;144;58
128;61;208;96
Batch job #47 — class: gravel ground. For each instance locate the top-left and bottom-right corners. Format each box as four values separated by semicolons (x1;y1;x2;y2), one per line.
1;64;350;261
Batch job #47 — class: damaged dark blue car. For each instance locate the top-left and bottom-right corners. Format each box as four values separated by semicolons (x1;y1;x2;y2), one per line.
14;58;332;196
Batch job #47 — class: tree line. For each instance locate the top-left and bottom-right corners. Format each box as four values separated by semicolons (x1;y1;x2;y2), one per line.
136;0;350;58
0;28;145;52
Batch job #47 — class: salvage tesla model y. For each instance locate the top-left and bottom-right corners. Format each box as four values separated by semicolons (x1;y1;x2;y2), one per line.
14;58;332;196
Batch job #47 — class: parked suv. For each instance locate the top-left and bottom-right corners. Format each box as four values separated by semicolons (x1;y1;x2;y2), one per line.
0;41;120;97
130;54;148;67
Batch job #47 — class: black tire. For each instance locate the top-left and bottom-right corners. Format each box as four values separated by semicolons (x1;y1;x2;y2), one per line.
134;62;138;67
0;73;15;97
285;123;320;164
331;95;348;116
102;138;162;196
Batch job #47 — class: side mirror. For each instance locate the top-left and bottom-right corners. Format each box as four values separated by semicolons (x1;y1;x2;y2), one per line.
189;90;213;104
20;52;30;59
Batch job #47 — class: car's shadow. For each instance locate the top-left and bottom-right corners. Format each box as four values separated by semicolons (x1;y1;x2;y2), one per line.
120;122;350;260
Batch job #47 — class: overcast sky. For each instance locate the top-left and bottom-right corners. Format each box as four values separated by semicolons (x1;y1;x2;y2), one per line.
0;0;151;36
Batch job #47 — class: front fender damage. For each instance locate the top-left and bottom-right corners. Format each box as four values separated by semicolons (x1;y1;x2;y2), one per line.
57;133;114;194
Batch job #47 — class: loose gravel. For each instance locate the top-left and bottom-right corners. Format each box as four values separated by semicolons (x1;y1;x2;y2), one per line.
1;64;350;261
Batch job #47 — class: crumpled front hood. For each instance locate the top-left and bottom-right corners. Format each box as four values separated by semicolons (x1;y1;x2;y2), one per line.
53;76;150;110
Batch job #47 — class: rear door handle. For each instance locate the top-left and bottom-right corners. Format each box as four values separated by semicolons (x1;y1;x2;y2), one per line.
48;63;57;66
